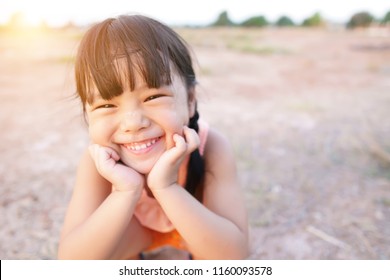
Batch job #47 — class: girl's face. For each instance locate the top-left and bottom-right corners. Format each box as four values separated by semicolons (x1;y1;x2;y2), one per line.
86;71;195;175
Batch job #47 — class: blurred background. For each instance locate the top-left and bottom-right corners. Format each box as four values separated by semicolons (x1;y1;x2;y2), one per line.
0;0;389;259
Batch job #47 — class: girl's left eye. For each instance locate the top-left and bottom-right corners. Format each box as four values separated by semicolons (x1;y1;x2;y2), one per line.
145;94;165;102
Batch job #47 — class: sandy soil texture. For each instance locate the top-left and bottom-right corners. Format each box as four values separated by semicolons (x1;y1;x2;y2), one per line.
0;26;389;259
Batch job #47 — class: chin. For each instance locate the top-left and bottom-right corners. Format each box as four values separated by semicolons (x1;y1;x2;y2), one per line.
120;158;154;175
133;166;152;175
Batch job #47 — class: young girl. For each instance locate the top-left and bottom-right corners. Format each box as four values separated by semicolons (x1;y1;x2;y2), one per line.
58;15;248;260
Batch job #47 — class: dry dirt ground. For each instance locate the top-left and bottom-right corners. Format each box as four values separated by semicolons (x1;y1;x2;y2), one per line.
0;26;389;259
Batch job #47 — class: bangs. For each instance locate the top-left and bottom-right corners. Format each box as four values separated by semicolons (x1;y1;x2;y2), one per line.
75;15;190;107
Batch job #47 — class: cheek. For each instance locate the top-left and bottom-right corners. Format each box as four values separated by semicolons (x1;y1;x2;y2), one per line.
159;114;183;136
154;107;188;150
152;99;189;127
88;120;114;144
88;125;102;144
170;99;190;124
161;108;189;134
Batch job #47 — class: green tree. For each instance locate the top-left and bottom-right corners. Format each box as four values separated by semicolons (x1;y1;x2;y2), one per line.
302;12;324;27
241;15;268;27
347;11;374;28
275;16;295;27
381;11;390;24
212;11;234;26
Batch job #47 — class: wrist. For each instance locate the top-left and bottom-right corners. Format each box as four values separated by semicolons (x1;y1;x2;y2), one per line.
112;185;143;200
150;183;179;195
111;177;144;193
147;173;177;191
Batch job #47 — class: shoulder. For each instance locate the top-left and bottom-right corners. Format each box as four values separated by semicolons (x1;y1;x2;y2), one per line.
200;127;247;237
202;127;238;194
203;127;236;172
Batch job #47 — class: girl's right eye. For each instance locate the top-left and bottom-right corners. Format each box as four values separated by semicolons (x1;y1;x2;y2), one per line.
95;104;115;110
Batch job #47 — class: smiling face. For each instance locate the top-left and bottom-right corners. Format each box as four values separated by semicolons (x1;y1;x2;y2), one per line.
75;15;197;174
86;69;195;174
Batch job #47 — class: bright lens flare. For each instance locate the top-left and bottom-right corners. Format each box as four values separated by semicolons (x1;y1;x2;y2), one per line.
4;11;50;34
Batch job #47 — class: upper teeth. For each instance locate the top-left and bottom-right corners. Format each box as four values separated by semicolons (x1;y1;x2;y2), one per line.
127;138;157;151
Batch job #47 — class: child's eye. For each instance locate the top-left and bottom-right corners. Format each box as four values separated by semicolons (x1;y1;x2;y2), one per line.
144;94;165;102
95;104;115;110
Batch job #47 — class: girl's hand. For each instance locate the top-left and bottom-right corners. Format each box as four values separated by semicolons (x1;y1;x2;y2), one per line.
89;144;144;193
147;126;200;191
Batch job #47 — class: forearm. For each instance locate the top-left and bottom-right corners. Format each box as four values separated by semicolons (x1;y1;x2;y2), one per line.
152;185;248;259
58;191;140;259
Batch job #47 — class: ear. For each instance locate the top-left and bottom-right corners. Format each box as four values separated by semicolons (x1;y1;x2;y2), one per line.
188;86;196;118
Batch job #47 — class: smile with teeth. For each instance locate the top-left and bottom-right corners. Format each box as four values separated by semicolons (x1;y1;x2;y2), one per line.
123;137;160;152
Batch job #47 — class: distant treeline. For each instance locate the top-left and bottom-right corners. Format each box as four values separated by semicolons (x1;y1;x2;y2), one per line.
211;10;390;28
2;10;390;31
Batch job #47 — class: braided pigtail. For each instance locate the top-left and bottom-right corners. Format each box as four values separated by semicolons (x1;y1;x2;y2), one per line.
185;106;205;200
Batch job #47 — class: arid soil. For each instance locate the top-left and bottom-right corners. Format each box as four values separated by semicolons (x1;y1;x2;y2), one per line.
0;26;389;259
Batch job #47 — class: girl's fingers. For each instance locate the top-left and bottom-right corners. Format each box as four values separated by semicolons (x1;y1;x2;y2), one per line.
162;134;186;164
172;133;187;153
89;144;120;173
165;127;200;162
104;146;120;162
89;144;119;161
183;126;200;154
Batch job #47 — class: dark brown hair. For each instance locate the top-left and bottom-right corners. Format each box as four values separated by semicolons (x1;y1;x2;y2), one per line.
75;15;196;108
75;15;204;198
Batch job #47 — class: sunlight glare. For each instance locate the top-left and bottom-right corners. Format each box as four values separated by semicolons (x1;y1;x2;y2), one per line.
2;0;54;28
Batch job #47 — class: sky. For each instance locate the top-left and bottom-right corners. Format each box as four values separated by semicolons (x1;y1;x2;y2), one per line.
1;0;389;27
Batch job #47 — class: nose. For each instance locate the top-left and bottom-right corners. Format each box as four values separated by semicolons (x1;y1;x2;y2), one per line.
120;110;150;132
